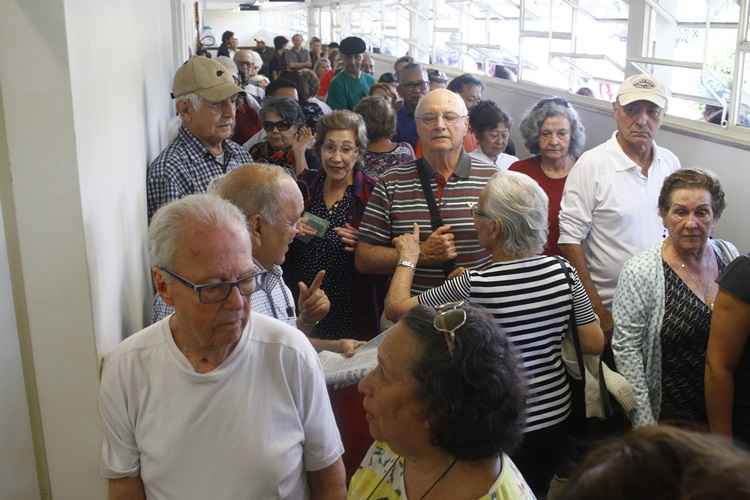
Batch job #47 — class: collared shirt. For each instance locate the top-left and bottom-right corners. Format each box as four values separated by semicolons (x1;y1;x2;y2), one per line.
558;131;681;308
326;71;375;110
469;149;519;170
151;260;298;327
146;127;252;221
359;152;496;293
284;47;311;69
394;106;418;149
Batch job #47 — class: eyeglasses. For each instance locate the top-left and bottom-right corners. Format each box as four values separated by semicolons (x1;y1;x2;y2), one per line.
159;267;258;304
416;112;466;125
401;80;429;90
322;143;359;156
433;301;467;356
470;202;492;219
263;120;293;132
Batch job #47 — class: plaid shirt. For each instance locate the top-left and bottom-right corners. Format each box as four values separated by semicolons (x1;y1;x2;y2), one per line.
146;127;252;221
151;260;298;327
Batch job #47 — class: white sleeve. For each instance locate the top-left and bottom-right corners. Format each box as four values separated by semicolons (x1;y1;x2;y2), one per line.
295;346;344;471
558;153;596;245
99;355;140;478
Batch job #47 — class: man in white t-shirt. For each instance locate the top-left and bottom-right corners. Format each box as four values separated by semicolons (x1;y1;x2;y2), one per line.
100;193;345;500
559;74;681;334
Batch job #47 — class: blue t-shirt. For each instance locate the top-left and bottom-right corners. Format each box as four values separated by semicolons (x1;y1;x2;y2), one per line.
395;106;418;149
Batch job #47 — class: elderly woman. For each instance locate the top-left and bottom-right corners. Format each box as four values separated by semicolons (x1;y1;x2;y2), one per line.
248;97;319;178
349;304;534;500
509;96;586;256
297;69;332;129
384;171;605;496
468;101;519;170
283;110;383;342
707;254;750;446
354;96;415;178
368;82;401;111
613;169;739;428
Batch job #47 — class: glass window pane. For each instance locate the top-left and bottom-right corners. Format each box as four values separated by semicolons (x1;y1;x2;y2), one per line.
523;0;573;33
736;53;750;127
520;37;572;88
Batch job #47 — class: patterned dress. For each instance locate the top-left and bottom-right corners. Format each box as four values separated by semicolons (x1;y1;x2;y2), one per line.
362;142;416;178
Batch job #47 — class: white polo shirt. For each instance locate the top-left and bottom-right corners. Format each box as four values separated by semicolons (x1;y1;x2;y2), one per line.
99;312;343;500
469;149;519;170
558;131;681;308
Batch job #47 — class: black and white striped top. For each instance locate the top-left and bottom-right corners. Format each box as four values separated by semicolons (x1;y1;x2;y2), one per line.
418;255;597;433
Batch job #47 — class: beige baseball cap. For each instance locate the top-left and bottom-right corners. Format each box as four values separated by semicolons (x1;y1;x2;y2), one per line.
171;56;243;103
616;74;669;109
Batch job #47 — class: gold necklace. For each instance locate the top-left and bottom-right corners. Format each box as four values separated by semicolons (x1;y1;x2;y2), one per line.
671;247;718;310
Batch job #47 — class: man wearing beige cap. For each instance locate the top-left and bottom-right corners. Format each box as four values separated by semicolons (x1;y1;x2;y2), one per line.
146;56;252;221
559;74;681;334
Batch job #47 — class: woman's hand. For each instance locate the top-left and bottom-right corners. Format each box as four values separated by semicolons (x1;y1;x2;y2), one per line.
297;219;318;239
290;126;313;154
334;223;359;252
337;338;367;357
392;223;421;264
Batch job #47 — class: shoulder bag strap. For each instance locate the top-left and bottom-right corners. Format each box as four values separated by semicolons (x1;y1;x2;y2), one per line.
554;256;586;389
416;159;455;276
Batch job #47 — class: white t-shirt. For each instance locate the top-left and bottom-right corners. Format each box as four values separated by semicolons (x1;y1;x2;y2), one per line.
558;131;681;308
469;149;519;170
99;313;343;500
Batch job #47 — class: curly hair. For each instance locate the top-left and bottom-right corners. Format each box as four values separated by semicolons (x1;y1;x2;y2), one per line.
657;168;726;219
468;100;512;135
519;97;586;158
402;304;527;460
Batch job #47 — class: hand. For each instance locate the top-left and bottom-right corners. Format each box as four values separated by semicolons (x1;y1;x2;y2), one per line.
447;266;467;280
298;270;330;328
297;219;318;239
290;126;313;153
337;339;366;357
392;223;421;264
418;225;456;265
334;223;359;252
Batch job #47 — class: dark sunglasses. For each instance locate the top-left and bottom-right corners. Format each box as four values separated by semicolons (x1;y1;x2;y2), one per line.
263;120;293;132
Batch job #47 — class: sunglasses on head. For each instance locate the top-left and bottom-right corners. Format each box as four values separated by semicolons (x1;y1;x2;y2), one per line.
433;301;467;357
533;96;570;110
263;120;293;132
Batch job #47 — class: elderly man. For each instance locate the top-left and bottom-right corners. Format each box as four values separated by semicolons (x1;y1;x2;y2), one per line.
146;56;252;221
361;53;374;75
559;74;681;333
326;36;375;110
234;49;266;99
356;89;496;293
286;33;312;72
394;63;429;150
101;194;346;500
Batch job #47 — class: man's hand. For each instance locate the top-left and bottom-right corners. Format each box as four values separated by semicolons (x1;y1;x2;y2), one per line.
418;225;456;265
337;338;366;357
298;270;330;332
392;223;421;264
334;223;359;252
447;266;467;280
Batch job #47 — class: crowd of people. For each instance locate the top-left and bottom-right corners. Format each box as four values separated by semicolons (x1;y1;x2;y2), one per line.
99;30;750;500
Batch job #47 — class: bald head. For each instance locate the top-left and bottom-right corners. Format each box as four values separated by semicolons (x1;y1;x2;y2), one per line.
210;163;301;223
415;89;468;117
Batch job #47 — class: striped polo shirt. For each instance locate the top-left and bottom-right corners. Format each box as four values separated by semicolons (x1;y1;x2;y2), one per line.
359;153;496;292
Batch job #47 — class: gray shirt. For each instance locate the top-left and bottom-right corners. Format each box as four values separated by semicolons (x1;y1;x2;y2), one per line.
284;48;311;68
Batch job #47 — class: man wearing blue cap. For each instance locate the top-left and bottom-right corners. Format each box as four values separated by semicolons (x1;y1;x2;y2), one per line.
326;36;375;110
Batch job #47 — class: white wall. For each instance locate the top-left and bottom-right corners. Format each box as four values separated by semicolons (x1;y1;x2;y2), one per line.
204;9;262;47
373;54;750;252
0;0;180;498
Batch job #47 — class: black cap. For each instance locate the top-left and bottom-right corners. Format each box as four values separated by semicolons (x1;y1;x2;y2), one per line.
273;35;289;49
340;36;366;55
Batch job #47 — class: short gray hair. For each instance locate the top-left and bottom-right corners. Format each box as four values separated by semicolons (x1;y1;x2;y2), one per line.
519;98;586;158
209;163;297;223
149;193;249;270
482;171;549;256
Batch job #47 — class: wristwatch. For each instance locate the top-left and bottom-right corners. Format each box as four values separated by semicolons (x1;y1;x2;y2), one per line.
397;260;416;270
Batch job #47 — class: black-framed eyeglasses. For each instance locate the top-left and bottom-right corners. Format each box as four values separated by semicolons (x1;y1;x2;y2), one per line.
470;202;492;219
433;301;467;356
262;120;293;132
159;267;258;304
533;96;570;110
